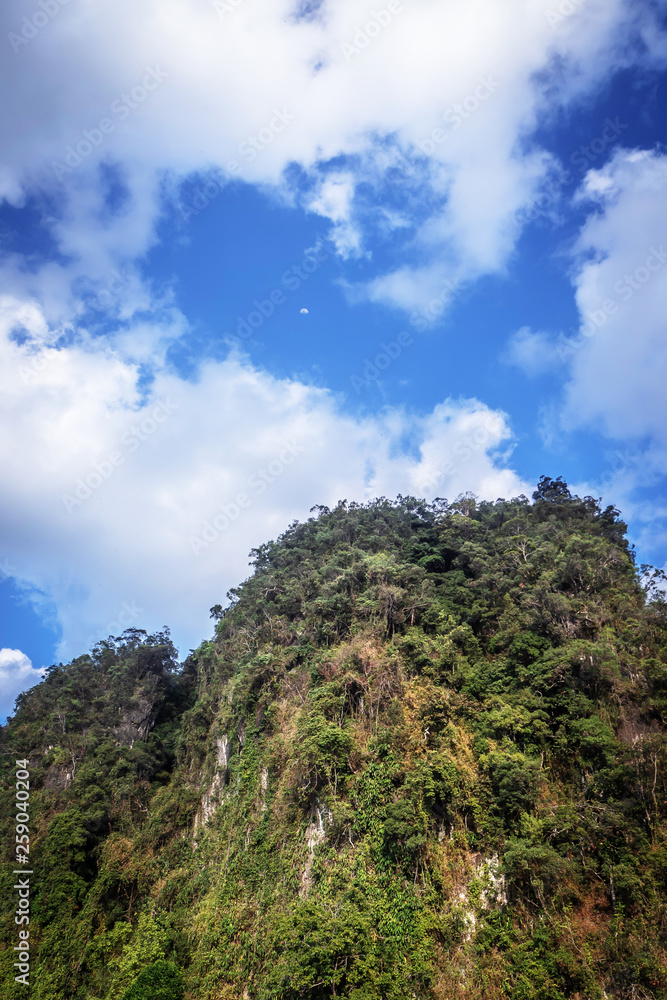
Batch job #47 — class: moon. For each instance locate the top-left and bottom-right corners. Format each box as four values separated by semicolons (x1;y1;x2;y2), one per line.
300;308;309;314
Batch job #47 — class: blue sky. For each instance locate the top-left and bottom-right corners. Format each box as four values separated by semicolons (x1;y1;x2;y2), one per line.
1;0;667;719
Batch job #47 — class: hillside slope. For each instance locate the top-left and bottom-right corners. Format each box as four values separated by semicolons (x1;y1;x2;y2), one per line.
2;478;667;1000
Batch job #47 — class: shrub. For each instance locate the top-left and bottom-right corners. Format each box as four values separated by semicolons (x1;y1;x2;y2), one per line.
121;960;183;1000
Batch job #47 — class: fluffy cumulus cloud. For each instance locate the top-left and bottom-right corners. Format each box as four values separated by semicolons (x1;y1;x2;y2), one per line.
493;148;667;570
563;149;667;443
0;0;661;319
556;149;667;562
0;296;528;661
0;648;45;719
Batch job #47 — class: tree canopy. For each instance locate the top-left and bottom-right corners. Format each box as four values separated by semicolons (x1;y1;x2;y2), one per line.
1;484;666;999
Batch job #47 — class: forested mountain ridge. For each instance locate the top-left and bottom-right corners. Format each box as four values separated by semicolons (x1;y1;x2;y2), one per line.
2;477;667;1000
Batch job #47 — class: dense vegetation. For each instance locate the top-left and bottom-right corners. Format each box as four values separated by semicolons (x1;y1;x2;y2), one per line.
2;478;667;999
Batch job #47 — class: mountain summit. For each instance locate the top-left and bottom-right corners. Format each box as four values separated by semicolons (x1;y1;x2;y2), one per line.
2;479;667;999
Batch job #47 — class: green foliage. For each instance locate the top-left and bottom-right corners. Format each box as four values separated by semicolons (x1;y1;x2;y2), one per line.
383;799;427;863
486;749;542;825
295;708;353;793
107;913;168;998
503;839;575;905
262;893;433;999
2;484;667;999
121;961;183;1000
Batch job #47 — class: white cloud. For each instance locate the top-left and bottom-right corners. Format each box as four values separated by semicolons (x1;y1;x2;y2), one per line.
0;0;661;319
0;296;528;662
0;649;45;719
552;148;667;565
502;153;667;559
305;173;363;258
563;148;667;443
503;325;565;377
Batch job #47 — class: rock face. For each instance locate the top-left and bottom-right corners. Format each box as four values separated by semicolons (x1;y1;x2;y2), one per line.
216;734;231;771
193;734;231;836
112;697;157;746
456;854;508;941
300;798;333;897
260;767;269;811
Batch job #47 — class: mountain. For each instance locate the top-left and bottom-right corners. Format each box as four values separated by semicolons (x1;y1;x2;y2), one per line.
2;478;667;1000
